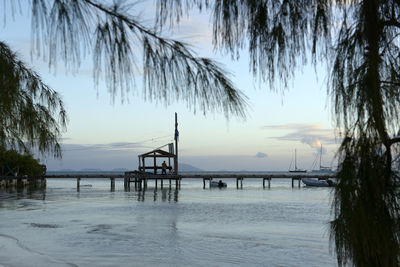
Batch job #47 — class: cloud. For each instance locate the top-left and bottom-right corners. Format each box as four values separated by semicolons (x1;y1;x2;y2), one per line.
263;123;316;131
182;154;288;171
40;141;158;171
300;135;321;148
255;152;268;158
60;141;152;152
106;142;147;150
262;123;338;148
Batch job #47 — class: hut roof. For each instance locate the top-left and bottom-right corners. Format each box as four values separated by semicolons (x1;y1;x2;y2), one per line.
138;149;175;158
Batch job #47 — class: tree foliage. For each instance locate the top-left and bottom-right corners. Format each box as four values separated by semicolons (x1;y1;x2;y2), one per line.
0;148;44;177
6;0;248;117
156;0;400;266
0;41;66;157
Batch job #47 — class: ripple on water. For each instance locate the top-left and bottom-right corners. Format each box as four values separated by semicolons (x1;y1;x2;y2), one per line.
30;223;61;229
86;224;112;233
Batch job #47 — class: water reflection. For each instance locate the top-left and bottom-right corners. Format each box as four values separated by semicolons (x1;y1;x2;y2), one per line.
0;187;47;211
1;186;180;204
0;187;46;201
136;188;179;202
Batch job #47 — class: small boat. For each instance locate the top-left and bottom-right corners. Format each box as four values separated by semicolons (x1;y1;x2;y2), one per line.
289;149;307;173
210;180;227;188
302;178;335;187
311;145;335;174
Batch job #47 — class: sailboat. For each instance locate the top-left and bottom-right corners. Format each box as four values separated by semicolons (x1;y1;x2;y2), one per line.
311;145;334;173
289;149;307;173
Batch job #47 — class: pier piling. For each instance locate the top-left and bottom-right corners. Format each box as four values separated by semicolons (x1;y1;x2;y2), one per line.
236;177;243;189
291;177;302;188
263;176;271;188
110;178;115;191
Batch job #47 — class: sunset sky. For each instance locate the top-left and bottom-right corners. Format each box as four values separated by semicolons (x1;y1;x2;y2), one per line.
1;2;340;171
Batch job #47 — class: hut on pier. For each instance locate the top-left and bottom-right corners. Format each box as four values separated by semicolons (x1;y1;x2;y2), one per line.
138;143;177;175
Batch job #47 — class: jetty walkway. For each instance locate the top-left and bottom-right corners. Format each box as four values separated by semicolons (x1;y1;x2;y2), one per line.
1;172;336;191
39;172;336;190
123;173;336;190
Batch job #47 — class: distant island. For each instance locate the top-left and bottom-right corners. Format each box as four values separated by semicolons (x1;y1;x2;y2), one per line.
179;163;204;172
111;168;130;172
80;168;103;172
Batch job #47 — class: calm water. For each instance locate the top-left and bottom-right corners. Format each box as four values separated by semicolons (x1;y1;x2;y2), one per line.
0;177;337;266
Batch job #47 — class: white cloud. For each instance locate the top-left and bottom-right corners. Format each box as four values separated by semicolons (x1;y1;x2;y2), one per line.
262;123;338;148
300;135;321;148
182;155;287;171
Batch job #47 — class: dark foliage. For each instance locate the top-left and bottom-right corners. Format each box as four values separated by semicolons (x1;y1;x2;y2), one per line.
17;0;248;118
0;148;44;177
0;42;66;157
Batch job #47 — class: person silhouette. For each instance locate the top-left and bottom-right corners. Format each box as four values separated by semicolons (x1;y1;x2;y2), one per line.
161;161;167;175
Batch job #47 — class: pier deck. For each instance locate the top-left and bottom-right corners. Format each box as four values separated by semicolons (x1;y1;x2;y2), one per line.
40;172;336;190
1;173;336;191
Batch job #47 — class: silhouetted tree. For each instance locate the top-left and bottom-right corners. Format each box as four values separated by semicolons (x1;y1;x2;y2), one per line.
1;0;248;157
0;41;66;157
0;148;44;177
156;0;400;266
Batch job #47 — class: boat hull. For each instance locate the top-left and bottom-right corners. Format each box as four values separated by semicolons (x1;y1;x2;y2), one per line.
302;178;335;187
210;181;227;188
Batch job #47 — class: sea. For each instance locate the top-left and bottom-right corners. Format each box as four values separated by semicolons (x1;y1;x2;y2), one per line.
0;172;338;266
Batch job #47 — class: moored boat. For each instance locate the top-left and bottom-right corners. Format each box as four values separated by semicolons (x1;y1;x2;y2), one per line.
289;149;307;173
311;145;335;174
210;180;227;188
302;178;335;187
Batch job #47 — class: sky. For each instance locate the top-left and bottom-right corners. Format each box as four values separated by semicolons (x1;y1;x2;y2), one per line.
1;1;341;171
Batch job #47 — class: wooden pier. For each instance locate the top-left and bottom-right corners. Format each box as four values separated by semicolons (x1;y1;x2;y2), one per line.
1;172;336;191
39;172;336;191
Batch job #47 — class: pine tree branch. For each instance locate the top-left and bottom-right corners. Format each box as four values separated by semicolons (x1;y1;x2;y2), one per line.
82;0;248;118
0;41;67;157
381;18;400;28
389;136;400;145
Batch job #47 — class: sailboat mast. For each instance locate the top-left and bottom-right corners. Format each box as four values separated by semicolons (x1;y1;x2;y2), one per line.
295;149;297;170
319;145;322;169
